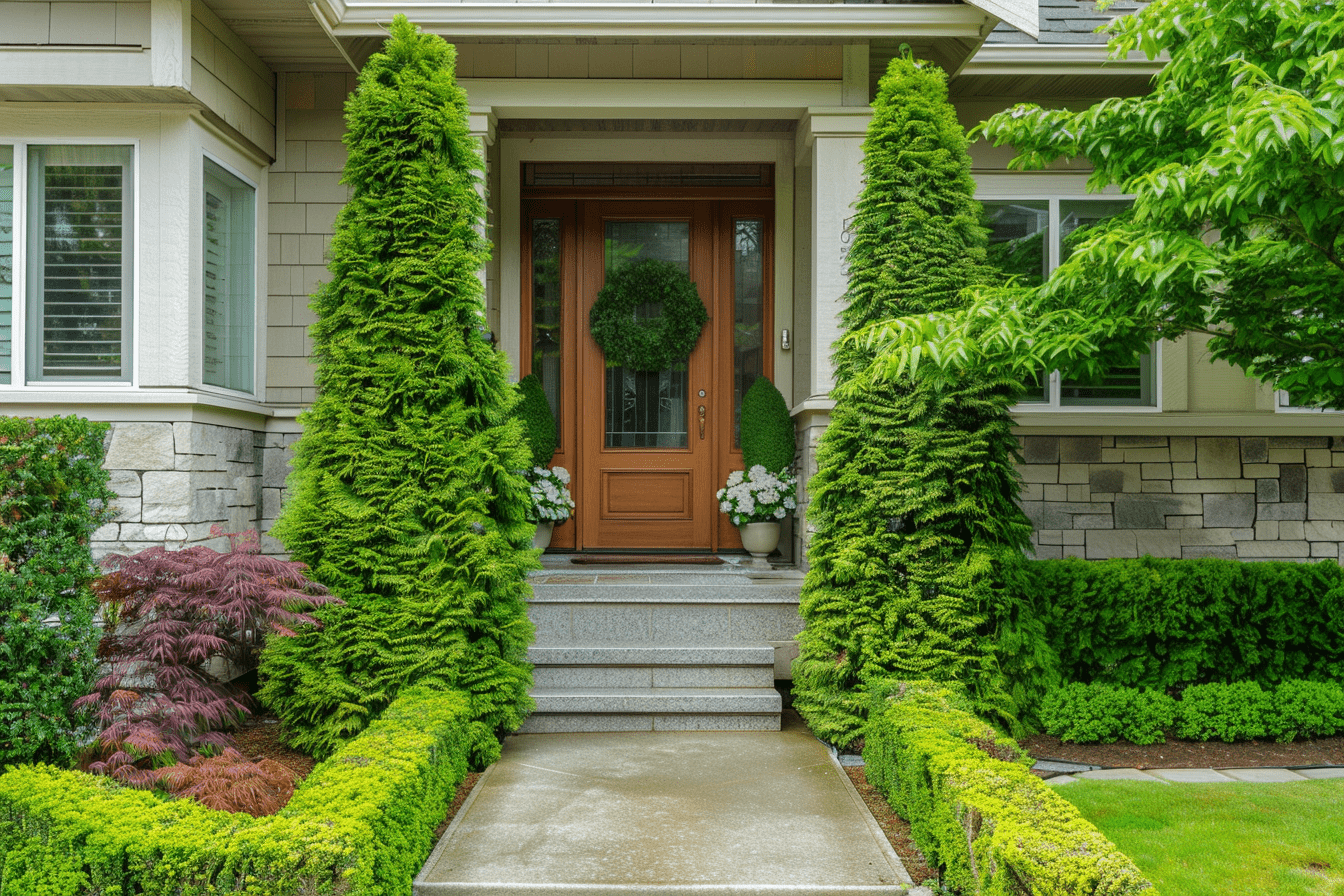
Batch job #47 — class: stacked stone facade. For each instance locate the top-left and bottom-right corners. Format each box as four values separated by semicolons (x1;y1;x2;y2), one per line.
1021;435;1344;562
93;422;298;559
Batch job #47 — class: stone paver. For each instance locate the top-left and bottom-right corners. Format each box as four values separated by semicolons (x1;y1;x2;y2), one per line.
416;713;915;895
1043;774;1078;785
1220;768;1310;783
1077;768;1167;782
1149;768;1236;783
1296;767;1344;780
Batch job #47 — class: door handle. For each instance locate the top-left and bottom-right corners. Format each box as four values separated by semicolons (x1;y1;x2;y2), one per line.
698;405;706;440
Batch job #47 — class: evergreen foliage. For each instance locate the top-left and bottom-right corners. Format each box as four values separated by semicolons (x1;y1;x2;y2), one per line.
258;17;537;765
589;259;708;371
793;56;1033;747
739;376;794;474
512;374;557;467
0;415;116;767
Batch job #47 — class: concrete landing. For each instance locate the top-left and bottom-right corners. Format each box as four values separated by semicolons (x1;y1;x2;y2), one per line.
415;713;920;896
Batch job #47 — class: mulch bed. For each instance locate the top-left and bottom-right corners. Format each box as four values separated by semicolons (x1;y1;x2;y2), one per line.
1019;733;1344;770
843;766;937;887
431;771;484;846
232;715;318;783
232;713;484;839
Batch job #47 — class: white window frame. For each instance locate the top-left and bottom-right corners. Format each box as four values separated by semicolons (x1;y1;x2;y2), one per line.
0;138;139;390
1275;391;1343;414
200;151;259;397
979;193;1161;413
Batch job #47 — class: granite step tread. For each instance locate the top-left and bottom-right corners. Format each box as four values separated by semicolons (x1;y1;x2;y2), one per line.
530;686;783;714
528;644;777;664
529;583;802;604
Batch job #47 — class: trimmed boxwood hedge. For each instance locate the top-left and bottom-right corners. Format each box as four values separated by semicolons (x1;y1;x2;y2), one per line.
864;681;1157;896
1017;557;1344;691
0;685;473;896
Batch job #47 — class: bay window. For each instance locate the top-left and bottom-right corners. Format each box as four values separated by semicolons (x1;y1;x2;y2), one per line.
202;158;255;393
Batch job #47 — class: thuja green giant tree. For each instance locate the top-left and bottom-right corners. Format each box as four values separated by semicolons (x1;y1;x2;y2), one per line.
792;57;1035;747
259;17;535;764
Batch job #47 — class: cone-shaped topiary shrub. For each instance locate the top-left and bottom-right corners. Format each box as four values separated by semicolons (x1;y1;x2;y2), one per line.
512;373;557;467
739;376;795;474
259;16;536;765
793;56;1035;747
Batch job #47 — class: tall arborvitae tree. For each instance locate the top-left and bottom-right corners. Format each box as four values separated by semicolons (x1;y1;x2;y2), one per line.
793;56;1034;747
258;17;536;765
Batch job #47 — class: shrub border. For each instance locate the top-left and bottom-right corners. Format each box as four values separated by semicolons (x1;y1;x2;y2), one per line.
863;681;1158;896
0;685;473;896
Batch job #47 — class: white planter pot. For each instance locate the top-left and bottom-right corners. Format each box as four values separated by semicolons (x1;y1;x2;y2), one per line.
533;520;555;551
738;521;781;561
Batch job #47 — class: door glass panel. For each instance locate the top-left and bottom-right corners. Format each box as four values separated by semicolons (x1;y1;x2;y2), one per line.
531;218;562;430
603;220;690;448
733;219;764;448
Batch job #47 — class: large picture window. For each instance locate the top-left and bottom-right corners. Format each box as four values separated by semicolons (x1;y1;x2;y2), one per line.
983;196;1156;409
202;158;255;393
26;145;134;382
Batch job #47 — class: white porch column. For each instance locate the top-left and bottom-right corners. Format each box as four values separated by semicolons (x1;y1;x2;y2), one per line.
467;106;503;358
793;107;869;565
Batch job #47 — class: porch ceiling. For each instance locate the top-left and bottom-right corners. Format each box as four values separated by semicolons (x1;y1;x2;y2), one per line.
202;0;1032;73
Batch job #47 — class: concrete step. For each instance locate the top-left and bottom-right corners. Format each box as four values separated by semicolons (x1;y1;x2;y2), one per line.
529;644;777;689
520;686;783;734
522;574;801;734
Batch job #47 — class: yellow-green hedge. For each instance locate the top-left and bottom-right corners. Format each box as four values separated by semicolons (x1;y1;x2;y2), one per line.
0;685;473;896
863;681;1157;896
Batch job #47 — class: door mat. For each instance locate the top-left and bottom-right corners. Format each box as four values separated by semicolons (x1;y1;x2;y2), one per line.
569;555;726;565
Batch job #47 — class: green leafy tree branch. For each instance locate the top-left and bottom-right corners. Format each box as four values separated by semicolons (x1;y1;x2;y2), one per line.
857;0;1344;406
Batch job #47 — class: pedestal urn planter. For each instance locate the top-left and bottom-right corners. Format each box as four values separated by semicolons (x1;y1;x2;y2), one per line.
738;521;781;560
533;521;555;551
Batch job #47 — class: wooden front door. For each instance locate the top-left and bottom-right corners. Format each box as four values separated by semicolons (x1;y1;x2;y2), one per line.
523;194;772;552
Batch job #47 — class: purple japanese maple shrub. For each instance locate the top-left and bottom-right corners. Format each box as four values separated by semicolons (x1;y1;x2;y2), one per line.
76;528;337;787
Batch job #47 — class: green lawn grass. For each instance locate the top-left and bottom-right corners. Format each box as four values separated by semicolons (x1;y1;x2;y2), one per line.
1058;779;1344;896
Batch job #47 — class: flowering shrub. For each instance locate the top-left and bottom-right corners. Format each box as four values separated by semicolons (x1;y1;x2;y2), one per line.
527;466;574;522
716;465;797;526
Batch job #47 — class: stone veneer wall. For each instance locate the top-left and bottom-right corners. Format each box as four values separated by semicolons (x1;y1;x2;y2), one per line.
1021;435;1344;562
93;422;298;559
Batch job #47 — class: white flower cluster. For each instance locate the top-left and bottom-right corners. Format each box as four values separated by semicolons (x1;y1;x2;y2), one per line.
527;465;575;521
715;464;798;526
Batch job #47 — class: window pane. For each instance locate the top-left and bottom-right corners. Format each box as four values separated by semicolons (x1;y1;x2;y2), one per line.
203;159;255;393
1060;352;1153;406
531;218;562;431
27;145;132;381
1059;199;1133;263
603;221;690;449
0;146;12;384
733;219;764;448
1057;199;1153;406
983;200;1048;288
984;200;1048;399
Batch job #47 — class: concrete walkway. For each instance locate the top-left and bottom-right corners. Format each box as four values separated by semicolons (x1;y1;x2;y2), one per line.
415;712;924;896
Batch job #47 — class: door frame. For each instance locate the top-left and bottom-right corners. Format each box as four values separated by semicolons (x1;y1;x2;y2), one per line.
520;187;774;552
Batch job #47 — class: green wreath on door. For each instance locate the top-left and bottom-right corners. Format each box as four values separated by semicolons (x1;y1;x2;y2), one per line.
589;259;709;371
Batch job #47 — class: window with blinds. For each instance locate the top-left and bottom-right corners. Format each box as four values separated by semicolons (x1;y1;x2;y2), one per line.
202;159;255;393
26;145;133;381
0;147;12;385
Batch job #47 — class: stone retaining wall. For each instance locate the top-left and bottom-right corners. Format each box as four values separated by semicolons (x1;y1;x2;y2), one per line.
93;422;298;558
1021;435;1344;561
